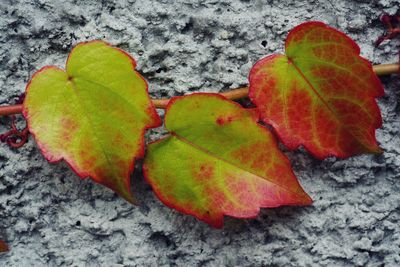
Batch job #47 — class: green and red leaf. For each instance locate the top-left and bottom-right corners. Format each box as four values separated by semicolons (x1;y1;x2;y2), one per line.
23;40;161;203
249;21;384;159
144;93;312;228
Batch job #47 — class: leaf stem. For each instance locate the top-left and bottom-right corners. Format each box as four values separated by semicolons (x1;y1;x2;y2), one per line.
0;63;398;114
373;63;399;75
0;105;24;116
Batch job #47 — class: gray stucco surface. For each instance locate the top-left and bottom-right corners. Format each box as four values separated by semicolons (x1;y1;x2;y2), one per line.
1;0;400;266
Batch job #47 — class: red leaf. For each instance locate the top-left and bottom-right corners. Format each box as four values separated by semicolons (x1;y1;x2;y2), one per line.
249;22;384;159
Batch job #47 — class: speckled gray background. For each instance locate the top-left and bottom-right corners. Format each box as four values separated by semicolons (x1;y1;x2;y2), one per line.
0;0;400;266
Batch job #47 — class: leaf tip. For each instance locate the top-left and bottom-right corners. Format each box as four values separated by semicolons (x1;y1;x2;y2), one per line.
116;186;138;205
302;193;313;206
371;145;384;155
124;194;139;205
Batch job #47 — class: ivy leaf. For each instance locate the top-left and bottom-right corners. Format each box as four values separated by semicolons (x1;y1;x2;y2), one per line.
23;41;161;203
0;240;8;252
144;93;312;228
249;22;384;159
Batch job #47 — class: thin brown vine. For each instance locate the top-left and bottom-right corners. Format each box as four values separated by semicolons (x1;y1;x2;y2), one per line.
0;63;398;115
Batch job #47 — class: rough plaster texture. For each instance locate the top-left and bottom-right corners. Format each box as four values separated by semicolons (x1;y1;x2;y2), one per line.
0;0;400;266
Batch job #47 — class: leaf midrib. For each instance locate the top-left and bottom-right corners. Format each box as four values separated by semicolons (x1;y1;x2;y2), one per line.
170;132;307;198
286;56;372;151
68;80;119;181
72;76;146;121
291;56;372;92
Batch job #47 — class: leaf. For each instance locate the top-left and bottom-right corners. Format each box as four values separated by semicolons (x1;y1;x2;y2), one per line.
23;40;161;203
0;240;8;252
143;93;312;228
249;21;384;159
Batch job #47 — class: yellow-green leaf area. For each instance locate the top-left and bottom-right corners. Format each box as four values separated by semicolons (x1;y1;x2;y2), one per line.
23;40;161;203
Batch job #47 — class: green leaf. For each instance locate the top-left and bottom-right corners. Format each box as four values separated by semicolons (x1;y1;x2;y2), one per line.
23;40;161;203
144;93;312;227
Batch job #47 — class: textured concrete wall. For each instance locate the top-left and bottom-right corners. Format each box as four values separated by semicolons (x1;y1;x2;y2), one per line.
1;0;400;266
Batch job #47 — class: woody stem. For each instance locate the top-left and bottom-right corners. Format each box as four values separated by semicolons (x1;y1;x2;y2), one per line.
0;62;399;115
